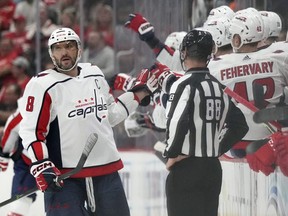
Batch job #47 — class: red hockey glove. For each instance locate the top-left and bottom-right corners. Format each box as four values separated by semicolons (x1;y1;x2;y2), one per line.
246;133;280;166
246;154;275;176
30;159;63;192
113;73;136;92
129;69;158;106
254;142;276;166
149;62;176;93
130;68;158;94
276;155;288;176
125;13;155;41
274;133;288;176
274;133;288;158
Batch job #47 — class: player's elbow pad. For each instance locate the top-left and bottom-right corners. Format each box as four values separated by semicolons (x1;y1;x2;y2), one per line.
161;74;177;94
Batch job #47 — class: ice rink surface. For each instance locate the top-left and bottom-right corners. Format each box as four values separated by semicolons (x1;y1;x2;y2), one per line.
0;162;45;216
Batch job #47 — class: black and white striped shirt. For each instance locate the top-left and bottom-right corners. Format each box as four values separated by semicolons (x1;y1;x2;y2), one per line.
164;68;248;158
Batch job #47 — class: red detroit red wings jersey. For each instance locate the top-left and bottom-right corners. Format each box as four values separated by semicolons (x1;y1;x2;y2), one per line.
19;63;139;178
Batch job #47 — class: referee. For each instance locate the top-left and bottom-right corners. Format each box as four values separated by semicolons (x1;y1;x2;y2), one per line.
163;29;248;216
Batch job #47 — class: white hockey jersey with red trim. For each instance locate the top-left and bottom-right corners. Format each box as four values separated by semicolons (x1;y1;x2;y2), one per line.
208;49;288;140
19;63;139;178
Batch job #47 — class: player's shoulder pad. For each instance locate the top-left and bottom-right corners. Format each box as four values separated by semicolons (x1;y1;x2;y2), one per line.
79;63;105;77
28;68;71;89
78;62;92;68
36;68;54;78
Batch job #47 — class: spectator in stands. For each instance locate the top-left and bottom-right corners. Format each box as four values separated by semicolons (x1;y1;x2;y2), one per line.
0;0;16;32
25;2;59;42
14;0;45;28
0;37;20;87
93;3;114;47
60;6;79;33
57;0;78;13
0;83;21;130
60;6;90;42
11;56;32;93
23;32;50;73
81;30;115;81
3;15;28;54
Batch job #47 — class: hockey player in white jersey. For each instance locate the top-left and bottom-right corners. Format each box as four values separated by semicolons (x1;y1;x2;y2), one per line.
124;13;185;72
19;27;152;216
208;11;288;176
206;5;235;21
115;15;188;134
122;7;235;134
124;5;234;72
258;11;283;49
203;16;233;58
0;102;37;216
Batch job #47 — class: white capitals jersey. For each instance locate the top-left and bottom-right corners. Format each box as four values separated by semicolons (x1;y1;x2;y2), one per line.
157;49;183;73
1;100;31;164
19;63;139;178
261;41;288;53
154;48;185;129
208;50;288;140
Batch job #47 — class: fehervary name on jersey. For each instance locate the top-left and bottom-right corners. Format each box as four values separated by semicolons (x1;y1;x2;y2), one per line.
220;61;273;80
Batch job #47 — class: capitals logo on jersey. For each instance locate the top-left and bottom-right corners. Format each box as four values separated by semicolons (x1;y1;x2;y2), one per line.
67;79;107;122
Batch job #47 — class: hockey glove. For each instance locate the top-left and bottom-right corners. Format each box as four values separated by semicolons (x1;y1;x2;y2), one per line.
112;73;136;92
125;13;155;41
276;156;288;176
149;62;176;93
273;133;288;176
30;159;63;192
136;112;165;132
124;112;149;137
274;133;288;158
0;150;9;172
254;142;276;167
129;68;158;106
246;154;275;176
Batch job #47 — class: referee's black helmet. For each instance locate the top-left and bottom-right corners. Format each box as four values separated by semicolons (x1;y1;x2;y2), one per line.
180;29;213;61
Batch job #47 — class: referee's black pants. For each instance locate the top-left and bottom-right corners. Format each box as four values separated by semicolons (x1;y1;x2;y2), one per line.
166;157;222;216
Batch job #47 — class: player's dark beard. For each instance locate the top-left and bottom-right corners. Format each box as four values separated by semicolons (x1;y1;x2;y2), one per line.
56;55;77;71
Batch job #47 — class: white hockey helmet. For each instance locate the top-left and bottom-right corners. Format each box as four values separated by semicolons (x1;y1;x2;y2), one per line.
235;7;259;15
48;27;81;71
234;7;267;39
260;11;282;38
203;17;231;48
164;31;187;51
229;13;264;49
207;5;235;21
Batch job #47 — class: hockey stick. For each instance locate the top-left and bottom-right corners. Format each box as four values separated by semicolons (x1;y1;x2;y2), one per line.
245;138;270;154
223;87;282;132
242;83;274;154
253;106;288;123
253;83;266;110
0;133;98;208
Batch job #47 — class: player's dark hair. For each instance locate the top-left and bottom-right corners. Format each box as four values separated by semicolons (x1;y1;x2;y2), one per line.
180;29;213;61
